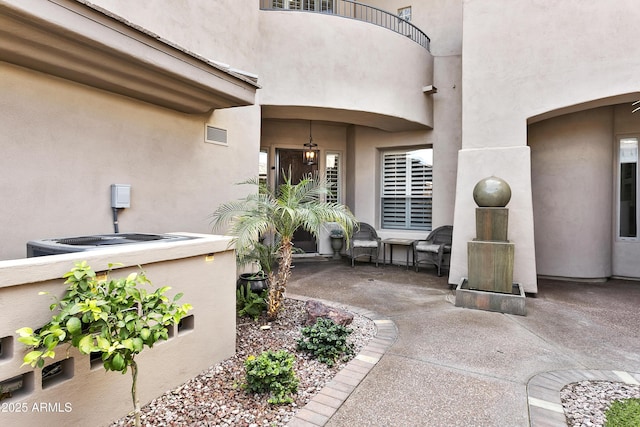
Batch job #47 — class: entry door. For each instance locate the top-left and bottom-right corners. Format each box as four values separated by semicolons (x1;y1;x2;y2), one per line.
276;148;319;253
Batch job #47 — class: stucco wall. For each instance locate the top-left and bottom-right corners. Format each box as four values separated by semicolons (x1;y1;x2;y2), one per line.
461;0;640;150
257;11;434;130
530;108;614;279
86;0;261;73
612;105;640;278
0;62;259;260
365;0;462;56
451;0;640;289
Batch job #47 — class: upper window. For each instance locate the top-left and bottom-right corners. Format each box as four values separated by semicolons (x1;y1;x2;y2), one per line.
271;0;333;11
381;148;432;230
398;6;412;22
619;136;638;239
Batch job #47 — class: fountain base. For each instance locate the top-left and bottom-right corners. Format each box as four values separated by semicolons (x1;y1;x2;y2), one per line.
455;278;526;316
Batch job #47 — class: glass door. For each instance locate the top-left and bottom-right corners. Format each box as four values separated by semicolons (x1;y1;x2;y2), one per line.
276;148;319;253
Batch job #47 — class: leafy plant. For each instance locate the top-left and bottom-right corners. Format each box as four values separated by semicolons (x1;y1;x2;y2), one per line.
330;228;344;238
16;261;192;427
605;398;640;427
236;283;267;320
212;172;357;320
297;318;354;367
244;349;299;404
239;240;280;276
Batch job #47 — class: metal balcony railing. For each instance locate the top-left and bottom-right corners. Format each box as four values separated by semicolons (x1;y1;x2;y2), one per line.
260;0;431;51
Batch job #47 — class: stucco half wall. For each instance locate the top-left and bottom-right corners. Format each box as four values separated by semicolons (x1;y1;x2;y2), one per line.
0;233;236;426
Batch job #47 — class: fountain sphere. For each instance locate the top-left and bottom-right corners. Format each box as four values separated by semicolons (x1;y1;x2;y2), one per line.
472;176;511;207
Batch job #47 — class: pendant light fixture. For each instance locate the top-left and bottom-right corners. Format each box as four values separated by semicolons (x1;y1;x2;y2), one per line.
303;120;318;165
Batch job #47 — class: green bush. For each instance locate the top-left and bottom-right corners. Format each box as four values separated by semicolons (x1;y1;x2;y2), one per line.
16;261;192;427
236;284;267;320
297;317;354;367
605;398;640;427
244;349;299;404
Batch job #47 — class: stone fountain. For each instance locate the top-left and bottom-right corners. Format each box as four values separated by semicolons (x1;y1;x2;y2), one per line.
455;176;526;315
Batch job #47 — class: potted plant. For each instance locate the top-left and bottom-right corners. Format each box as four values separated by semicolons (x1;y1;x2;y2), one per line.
236;239;279;292
329;228;344;259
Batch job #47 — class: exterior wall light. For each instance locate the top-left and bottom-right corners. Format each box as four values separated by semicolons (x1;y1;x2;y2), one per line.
303;120;318;165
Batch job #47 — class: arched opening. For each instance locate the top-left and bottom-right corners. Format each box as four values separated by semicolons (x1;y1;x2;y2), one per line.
529;97;640;280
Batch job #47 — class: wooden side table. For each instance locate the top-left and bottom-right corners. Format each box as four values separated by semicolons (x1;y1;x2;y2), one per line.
382;238;416;270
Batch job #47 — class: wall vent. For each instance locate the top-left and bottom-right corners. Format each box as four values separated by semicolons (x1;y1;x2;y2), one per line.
205;125;228;145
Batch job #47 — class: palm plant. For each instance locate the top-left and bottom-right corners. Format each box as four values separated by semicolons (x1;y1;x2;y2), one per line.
211;172;357;320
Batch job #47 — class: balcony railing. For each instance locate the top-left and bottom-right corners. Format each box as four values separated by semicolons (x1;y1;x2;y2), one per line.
260;0;431;51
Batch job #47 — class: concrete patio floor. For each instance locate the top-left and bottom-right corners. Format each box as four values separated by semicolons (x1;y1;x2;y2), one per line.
285;258;640;427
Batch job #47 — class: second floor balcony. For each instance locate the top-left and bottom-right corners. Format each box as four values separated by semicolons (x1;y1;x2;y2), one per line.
260;0;430;51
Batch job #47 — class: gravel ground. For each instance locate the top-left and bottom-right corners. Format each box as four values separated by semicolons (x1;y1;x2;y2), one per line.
561;380;640;427
110;298;375;427
108;296;640;427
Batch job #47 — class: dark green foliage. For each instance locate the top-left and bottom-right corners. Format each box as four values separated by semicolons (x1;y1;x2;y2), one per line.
605;398;640;427
297;318;354;367
236;284;267;319
244;349;299;404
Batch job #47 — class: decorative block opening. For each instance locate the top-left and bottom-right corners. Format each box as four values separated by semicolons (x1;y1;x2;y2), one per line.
90;352;103;370
178;315;195;335
0;336;13;361
42;358;74;389
0;372;34;401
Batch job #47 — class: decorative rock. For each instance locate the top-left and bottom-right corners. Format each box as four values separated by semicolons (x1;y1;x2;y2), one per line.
472;176;512;207
304;300;354;326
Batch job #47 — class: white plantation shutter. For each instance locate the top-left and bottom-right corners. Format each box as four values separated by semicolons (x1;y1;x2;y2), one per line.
326;152;340;204
381;150;432;230
271;0;332;11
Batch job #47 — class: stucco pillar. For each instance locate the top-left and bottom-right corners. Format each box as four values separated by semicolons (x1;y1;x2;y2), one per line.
449;146;538;293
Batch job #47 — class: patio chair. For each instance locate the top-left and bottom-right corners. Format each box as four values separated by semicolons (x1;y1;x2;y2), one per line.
349;222;381;267
413;225;453;276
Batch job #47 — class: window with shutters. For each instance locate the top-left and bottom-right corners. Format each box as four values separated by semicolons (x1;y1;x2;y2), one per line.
326;152;341;204
271;0;333;11
381;148;432;230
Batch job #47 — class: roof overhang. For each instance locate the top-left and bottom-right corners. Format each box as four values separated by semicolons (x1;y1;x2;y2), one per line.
0;0;259;114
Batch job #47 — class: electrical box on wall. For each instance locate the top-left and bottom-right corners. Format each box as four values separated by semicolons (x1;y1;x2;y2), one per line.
111;184;131;208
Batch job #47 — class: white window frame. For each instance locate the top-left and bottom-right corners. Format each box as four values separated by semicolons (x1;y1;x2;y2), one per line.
325;151;342;204
380;148;433;231
398;6;412;22
273;0;333;11
617;135;639;241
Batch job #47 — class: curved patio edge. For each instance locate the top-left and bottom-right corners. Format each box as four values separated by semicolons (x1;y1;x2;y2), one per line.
286;294;398;427
527;369;640;426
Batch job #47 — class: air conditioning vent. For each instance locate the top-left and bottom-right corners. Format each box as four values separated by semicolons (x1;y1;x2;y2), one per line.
205;125;227;145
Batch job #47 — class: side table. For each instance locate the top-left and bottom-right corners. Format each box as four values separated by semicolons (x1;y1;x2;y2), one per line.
382;238;416;270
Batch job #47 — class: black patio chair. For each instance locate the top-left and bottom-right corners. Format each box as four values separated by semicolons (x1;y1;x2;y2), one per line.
413;225;453;276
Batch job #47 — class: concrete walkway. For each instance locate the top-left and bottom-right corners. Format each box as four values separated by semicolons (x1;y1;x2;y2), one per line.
284;259;640;427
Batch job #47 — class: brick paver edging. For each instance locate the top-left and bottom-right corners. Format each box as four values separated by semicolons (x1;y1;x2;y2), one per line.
286;294;398;427
527;369;640;426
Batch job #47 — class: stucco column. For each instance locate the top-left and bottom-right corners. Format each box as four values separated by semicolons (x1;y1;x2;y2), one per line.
449;146;538;293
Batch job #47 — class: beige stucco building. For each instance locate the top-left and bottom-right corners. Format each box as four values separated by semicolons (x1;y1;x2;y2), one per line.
1;0;639;423
2;0;640;286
